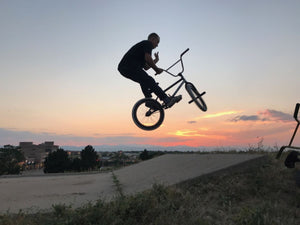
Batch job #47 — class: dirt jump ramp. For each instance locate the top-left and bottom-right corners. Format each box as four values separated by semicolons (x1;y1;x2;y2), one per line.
0;153;263;213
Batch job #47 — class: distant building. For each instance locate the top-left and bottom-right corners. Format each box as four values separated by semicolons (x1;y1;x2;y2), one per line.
19;141;59;165
67;151;81;159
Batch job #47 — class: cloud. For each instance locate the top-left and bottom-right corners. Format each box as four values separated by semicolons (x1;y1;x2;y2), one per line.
258;109;294;122
231;115;267;122
230;109;293;123
0;128;147;146
0;128;192;148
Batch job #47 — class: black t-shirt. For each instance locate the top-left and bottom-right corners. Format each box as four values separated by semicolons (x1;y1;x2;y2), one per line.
119;40;153;69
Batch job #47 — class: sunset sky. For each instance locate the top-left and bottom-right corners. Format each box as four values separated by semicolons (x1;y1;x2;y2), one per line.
1;0;299;149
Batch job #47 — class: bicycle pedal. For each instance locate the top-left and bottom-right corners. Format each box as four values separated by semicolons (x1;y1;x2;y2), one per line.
176;95;182;102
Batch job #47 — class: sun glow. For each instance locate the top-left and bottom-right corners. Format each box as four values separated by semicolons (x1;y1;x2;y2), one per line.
174;130;207;137
202;111;243;119
168;129;227;141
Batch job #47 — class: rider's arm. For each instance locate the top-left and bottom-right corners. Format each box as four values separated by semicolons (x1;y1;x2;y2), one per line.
144;52;159;70
144;53;163;74
144;63;151;70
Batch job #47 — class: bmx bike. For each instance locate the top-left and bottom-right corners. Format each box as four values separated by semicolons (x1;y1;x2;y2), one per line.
132;48;207;131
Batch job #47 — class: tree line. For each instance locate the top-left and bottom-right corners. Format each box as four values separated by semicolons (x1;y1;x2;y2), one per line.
0;145;99;175
0;145;25;175
44;145;98;173
0;145;165;175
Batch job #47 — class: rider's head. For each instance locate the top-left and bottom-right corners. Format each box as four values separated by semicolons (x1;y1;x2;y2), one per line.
148;33;160;49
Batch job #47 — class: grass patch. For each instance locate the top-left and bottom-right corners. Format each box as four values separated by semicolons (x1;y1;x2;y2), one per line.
111;171;124;198
0;152;299;225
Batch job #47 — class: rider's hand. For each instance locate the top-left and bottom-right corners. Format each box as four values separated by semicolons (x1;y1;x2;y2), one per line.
154;52;159;63
155;68;163;75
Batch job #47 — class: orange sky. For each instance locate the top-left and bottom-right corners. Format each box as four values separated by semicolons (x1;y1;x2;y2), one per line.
0;1;299;150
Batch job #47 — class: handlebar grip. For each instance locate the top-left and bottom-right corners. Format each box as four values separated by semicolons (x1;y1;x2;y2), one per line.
294;103;300;122
180;48;190;57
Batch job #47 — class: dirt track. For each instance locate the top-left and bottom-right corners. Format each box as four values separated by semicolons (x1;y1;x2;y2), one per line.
0;154;263;213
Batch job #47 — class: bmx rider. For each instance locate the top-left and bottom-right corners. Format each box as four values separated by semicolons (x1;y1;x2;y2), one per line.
118;33;182;108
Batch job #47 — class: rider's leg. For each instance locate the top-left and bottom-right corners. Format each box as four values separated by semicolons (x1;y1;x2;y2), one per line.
126;68;168;101
140;85;152;98
118;67;154;97
118;67;180;107
138;72;182;107
139;73;167;100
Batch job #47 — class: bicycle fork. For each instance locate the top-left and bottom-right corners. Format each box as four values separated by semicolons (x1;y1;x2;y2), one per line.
188;91;206;104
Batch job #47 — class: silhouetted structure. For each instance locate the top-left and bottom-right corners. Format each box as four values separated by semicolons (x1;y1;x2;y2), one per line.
19;142;59;167
276;103;300;168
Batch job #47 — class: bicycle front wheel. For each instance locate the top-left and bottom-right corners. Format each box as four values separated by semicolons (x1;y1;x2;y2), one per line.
185;82;207;111
132;98;164;131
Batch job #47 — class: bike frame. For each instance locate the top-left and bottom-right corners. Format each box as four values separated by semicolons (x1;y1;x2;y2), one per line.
132;48;206;131
155;48;190;101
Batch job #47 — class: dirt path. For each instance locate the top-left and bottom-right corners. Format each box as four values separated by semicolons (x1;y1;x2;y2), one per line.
0;154;263;213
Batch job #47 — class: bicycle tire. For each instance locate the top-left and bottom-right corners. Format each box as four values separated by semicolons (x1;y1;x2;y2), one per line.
132;98;164;131
185;82;207;111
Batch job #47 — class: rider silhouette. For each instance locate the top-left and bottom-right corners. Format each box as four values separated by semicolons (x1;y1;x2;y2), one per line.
118;33;181;108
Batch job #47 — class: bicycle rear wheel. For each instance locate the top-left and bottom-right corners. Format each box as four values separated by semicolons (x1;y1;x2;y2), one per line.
185;82;207;111
132;98;164;131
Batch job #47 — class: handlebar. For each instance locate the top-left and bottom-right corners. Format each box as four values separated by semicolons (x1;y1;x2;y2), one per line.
163;48;190;76
154;48;190;76
180;48;189;58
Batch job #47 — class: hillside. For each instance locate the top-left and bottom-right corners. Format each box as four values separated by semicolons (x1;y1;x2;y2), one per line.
0;152;299;225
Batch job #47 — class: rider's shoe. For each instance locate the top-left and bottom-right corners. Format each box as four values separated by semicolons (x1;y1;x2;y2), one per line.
164;95;182;108
145;101;160;110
